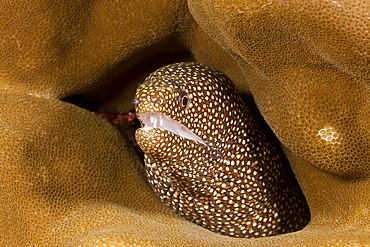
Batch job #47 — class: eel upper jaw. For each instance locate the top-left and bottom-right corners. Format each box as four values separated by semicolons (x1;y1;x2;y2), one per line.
138;112;208;147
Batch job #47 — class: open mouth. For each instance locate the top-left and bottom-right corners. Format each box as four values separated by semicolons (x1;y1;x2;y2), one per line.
138;112;208;146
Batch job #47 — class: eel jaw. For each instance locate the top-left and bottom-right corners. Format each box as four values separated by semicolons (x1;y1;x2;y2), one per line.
138;112;208;147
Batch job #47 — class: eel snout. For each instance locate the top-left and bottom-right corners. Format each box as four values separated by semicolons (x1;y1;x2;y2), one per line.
137;112;207;146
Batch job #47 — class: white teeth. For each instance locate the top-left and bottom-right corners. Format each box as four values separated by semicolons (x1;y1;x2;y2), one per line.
138;112;208;146
153;117;157;128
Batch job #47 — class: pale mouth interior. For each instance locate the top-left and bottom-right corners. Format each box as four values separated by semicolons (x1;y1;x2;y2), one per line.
138;112;208;147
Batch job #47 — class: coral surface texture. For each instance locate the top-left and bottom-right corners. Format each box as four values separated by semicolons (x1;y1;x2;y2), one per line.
1;0;370;246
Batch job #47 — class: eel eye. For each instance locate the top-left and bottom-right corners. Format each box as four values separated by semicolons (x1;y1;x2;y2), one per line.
178;90;189;109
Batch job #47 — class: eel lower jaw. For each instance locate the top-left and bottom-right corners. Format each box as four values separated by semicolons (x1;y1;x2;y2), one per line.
137;112;208;147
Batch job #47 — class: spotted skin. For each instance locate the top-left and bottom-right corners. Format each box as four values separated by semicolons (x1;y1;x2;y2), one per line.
134;62;310;238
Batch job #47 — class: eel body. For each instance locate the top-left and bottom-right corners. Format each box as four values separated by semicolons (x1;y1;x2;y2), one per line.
133;62;310;238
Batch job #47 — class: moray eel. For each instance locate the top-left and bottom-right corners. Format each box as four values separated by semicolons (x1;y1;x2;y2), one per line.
133;62;310;238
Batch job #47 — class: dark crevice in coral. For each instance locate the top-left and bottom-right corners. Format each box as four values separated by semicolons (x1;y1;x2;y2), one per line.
83;49;194;111
62;94;102;112
62;48;193;109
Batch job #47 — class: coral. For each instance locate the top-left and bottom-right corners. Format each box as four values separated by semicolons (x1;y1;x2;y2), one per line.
95;108;143;159
1;0;370;246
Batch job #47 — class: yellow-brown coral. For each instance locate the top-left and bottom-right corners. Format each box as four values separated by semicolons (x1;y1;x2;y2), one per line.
1;0;370;246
